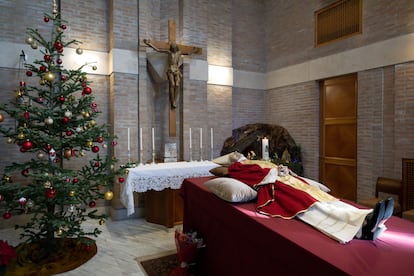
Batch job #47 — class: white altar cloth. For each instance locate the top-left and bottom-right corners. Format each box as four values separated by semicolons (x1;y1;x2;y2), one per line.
121;161;219;215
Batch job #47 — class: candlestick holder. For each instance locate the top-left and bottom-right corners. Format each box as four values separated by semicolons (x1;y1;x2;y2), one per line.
189;147;193;162
139;149;144;165
210;148;214;161
152;150;156;164
200;147;203;161
128;151;131;163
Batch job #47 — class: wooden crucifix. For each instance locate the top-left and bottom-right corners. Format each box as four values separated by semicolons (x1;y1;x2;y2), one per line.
143;19;202;137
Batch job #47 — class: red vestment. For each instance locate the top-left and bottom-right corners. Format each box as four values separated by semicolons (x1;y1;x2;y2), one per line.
228;162;318;219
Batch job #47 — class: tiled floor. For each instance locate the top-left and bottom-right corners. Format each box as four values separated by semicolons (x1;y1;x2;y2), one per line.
0;218;180;275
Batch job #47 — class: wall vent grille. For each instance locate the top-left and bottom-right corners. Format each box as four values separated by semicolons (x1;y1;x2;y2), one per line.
315;0;362;47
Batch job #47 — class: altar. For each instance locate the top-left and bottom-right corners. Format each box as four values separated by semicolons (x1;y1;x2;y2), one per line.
120;161;219;227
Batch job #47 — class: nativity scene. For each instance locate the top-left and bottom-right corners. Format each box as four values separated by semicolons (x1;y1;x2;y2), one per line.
0;0;414;275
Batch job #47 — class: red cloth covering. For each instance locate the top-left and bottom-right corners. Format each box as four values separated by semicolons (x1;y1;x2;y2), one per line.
228;162;317;219
181;176;414;276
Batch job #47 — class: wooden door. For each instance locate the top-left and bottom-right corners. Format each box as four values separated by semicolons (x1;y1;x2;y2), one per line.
319;74;357;201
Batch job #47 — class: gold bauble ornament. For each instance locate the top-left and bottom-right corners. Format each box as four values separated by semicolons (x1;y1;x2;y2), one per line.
79;150;85;156
63;148;72;158
37;151;45;159
92;65;97;71
31;41;38;49
25;36;33;44
86;140;93;148
6;137;13;144
76;48;83;55
104;191;114;201
0;113;4;122
89;120;96;126
17;132;25;140
44;71;55;82
56;229;63;236
69;190;75;197
99;219;105;225
2;175;11;182
44;181;51;188
84;111;90;118
15;90;23;98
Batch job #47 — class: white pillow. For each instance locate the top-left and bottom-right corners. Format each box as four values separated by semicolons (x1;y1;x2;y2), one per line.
212;151;246;166
300;177;331;193
204;177;257;202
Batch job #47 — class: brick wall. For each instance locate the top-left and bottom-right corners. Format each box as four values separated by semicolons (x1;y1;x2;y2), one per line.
265;0;414;71
264;81;320;180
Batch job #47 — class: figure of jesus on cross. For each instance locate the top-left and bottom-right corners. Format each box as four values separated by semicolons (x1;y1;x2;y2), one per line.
143;20;202;109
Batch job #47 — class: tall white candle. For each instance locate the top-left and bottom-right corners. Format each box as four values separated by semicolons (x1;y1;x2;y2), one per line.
200;128;203;149
262;137;269;160
189;128;192;149
152;127;155;151
139;127;143;149
210;128;213;149
127;127;130;151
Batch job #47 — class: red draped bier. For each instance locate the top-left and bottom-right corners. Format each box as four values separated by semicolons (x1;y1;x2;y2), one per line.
228;162;318;219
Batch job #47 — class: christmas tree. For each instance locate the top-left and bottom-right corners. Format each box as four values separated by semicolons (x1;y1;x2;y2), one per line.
0;1;123;265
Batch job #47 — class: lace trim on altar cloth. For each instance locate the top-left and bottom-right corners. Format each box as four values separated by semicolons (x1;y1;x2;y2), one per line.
128;171;213;192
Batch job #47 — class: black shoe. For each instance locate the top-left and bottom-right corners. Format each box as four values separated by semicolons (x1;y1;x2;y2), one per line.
379;197;394;226
360;200;385;240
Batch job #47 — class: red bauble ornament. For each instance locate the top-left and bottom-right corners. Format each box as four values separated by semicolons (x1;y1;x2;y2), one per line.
118;177;125;183
20;81;26;87
37;96;44;103
61;24;67;30
44;16;49;22
97;136;104;143
58;48;64;53
83;87;92;95
92;146;99;153
66;130;73;136
26;70;33;77
57;58;63;64
85;244;91;251
24;111;29;120
54;41;63;50
45;144;52;151
89;201;96;208
62;117;70;124
39;65;46;72
46;188;57;199
0;194;3;201
22;140;33;150
60;75;67;81
20;147;27;153
21;168;29;177
3;212;11;219
58;95;65;103
73;178;79;183
44;55;51;62
94;162;100;167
